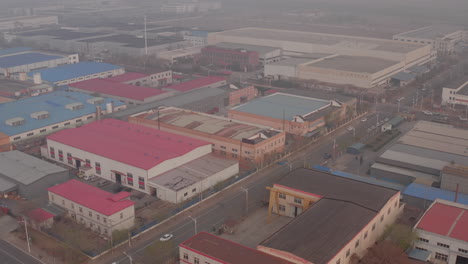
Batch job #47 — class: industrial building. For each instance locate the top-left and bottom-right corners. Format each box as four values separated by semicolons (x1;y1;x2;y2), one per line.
441;78;468;107
157;46;202;64
106;70;173;87
48;179;135;236
163;76;227;92
209;27;432;66
0;52;79;76
413;199;468;264
68;79;171;105
28;62;124;86
261;168;402;264
214;42;282;65
441;164;468;195
229;93;345;136
0;90;126;147
160;0;221;14
0;47;32;57
129;107;285;167
0;150;69;199
45;119;239;203
0;78;53;99
0;15;58;31
179;232;294;264
371;121;468;186
402;183;468;209
393;25;467;55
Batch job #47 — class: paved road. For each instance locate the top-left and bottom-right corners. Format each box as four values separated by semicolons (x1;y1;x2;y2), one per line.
0;240;42;264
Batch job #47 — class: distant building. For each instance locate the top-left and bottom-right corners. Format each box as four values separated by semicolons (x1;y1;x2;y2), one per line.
28;62;124;86
0;52;79;77
402;183;468;209
201;45;260;72
45;119;238;203
163;76;227;92
229;93;345;136
0;47;32;57
0;16;58;32
413;199;468;264
441;164;468;195
0;78;53;99
261;168;402;264
0;150;69;199
179;232;294;264
48;179;135;236
106;70;173;87
441;78;468;107
129;107;285;167
228;85;259;106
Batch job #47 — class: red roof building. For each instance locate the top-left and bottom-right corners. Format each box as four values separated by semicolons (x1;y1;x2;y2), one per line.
68;78;168;104
179;232;294;264
164;76;227;92
414;199;468;263
106;72;148;83
27;208;54;223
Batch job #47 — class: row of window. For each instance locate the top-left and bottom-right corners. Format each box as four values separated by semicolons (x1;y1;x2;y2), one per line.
419;237;468;254
182;253;211;264
56;71;116;85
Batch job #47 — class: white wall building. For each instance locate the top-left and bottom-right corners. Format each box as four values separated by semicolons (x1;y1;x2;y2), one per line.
414;199;468;264
0;52;79;76
441;79;468;107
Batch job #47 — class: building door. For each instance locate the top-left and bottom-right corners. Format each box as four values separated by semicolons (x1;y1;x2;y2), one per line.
75;160;81;169
115;173;122;184
150;187;157;197
457;255;468;264
294;206;303;217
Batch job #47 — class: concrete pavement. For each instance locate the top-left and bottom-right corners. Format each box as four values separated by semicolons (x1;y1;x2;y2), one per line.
0;240;43;264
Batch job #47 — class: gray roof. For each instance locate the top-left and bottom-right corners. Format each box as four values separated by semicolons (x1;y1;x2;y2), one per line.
392;72;416;81
307;55;400;74
232;93;331;121
0;151;67;185
215;42;280;56
397;25;464;40
267;58;312;67
149;154;237;191
260;199;376;264
391;143;468;165
0;177;17;193
0;79;33;94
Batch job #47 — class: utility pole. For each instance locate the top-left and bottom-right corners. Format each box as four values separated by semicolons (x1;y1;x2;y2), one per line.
240;187;249;215
157;107;160;130
19;218;31;253
144;15;148;56
188;216;197;235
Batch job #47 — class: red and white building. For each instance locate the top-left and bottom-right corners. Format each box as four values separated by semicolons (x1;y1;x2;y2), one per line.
163;76;227;93
179;232;294;264
414;199;468;264
48;179;135;236
106;70;173;87
228;85;259;106
45;119;238;203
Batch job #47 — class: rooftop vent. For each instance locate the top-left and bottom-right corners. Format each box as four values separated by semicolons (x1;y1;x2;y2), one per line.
5;117;25;127
65;102;84;111
30;111;49;120
86;97;104;105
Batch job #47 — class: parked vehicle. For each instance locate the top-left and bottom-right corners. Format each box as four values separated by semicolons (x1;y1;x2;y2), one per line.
361;118;367;122
160;234;173;242
423;111;433;115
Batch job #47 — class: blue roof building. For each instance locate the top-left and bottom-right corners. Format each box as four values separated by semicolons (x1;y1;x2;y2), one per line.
0;47;32;57
402;183;468;208
28;62;124;84
0;90;125;138
0;53;63;68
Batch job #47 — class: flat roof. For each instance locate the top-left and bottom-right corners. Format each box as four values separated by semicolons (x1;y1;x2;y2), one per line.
232;93;331;121
149;154;237;191
416;201;468;242
180;232;294;264
397;25;464;39
267;57;312;67
403;183;468;205
215;42;280;55
0;150;67;185
79;34;183;48
0;53;63;68
0;177;17;193
106;72;148;83
307;55;399;73
69;79;167;101
216;27;425;53
274;168;397;212
0;79;33;94
18;29;109;40
164;76;226;92
260;198;376;264
379;150;448;171
48;179;134;216
47;119;210;170
0;47;32;57
390;144;468;167
137;107;276;141
0;90;125;136
444;76;468;90
28;62;123;83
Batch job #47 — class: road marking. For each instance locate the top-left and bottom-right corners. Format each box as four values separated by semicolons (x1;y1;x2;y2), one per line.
0;247;27;264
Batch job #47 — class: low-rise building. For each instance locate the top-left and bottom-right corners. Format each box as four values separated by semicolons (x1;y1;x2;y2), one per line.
229;93;345;136
441;164;468;195
0;47;32;57
0;52;79;76
228;85;258;106
180;232;294;264
0;15;58;32
163;76;227;93
0;150;69;199
0;78;53;99
129;107;285;167
413;199;468;264
45;119;239;203
200;45;260;71
48;179;135;236
28;62;124;86
441;78;468;107
106;70;173;87
261;168;402;264
402;183;468;209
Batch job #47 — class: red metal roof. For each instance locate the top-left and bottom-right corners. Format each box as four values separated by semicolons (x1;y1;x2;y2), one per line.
27;208;54;222
180;232;294;264
69;79;166;101
48;180;134;216
47;119;210;170
164;76;226;92
417;202;468;242
106;72;148;83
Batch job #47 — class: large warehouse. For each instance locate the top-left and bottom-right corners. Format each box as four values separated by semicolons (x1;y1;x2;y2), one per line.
0;150;69;199
46;119;238;203
129;107;286;167
228;93;345;136
0;52;79;76
208;27;432;67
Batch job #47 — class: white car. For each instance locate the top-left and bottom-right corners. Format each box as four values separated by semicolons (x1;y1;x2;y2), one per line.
361;118;367;122
423;111;433;115
459;116;468;121
160;234;173;242
384;118;389;122
347;126;354;131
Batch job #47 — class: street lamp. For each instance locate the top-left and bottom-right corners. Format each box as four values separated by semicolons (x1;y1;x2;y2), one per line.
18;217;31;253
240;187;249;215
123;252;133;264
397;97;405;113
188;216;197;235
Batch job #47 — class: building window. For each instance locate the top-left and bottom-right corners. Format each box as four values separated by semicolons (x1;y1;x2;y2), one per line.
346;249;350;257
127;173;134;186
79;207;82;213
85;159;90;167
192;188;196;193
415;247;427;251
62;199;65;205
279;193;286;199
279;205;286;212
103;218;107;223
232;148;238;152
394;201;398;208
40;129;46;133
87;116;93;120
27;132;34;137
387;207;391;215
50;147;55;158
67;153;73;165
76;119;82;123
97;215;100;221
183;253;188;260
355;240;360;248
184;192;188;197
52;125;59;129
232;153;238;158
364;231;368;239
71;203;74;209
459;248;468;254
89;211;92;217
120;213;123;219
138;177;145;190
95;162;101;175
437;242;450;249
294;197;302;204
336;260;341;264
194;257;199;264
58;150;63;161
435;253;448;262
419;238;429;243
64;122;70;126
220;146;226;149
372;223;376;231
380;215;384;222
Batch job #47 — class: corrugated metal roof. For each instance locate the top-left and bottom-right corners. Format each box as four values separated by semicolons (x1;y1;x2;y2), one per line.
0;53;63;68
0;47;32;57
0;90;125;136
392;71;415;81
0;150;67;185
403;183;468;205
28;62;123;83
